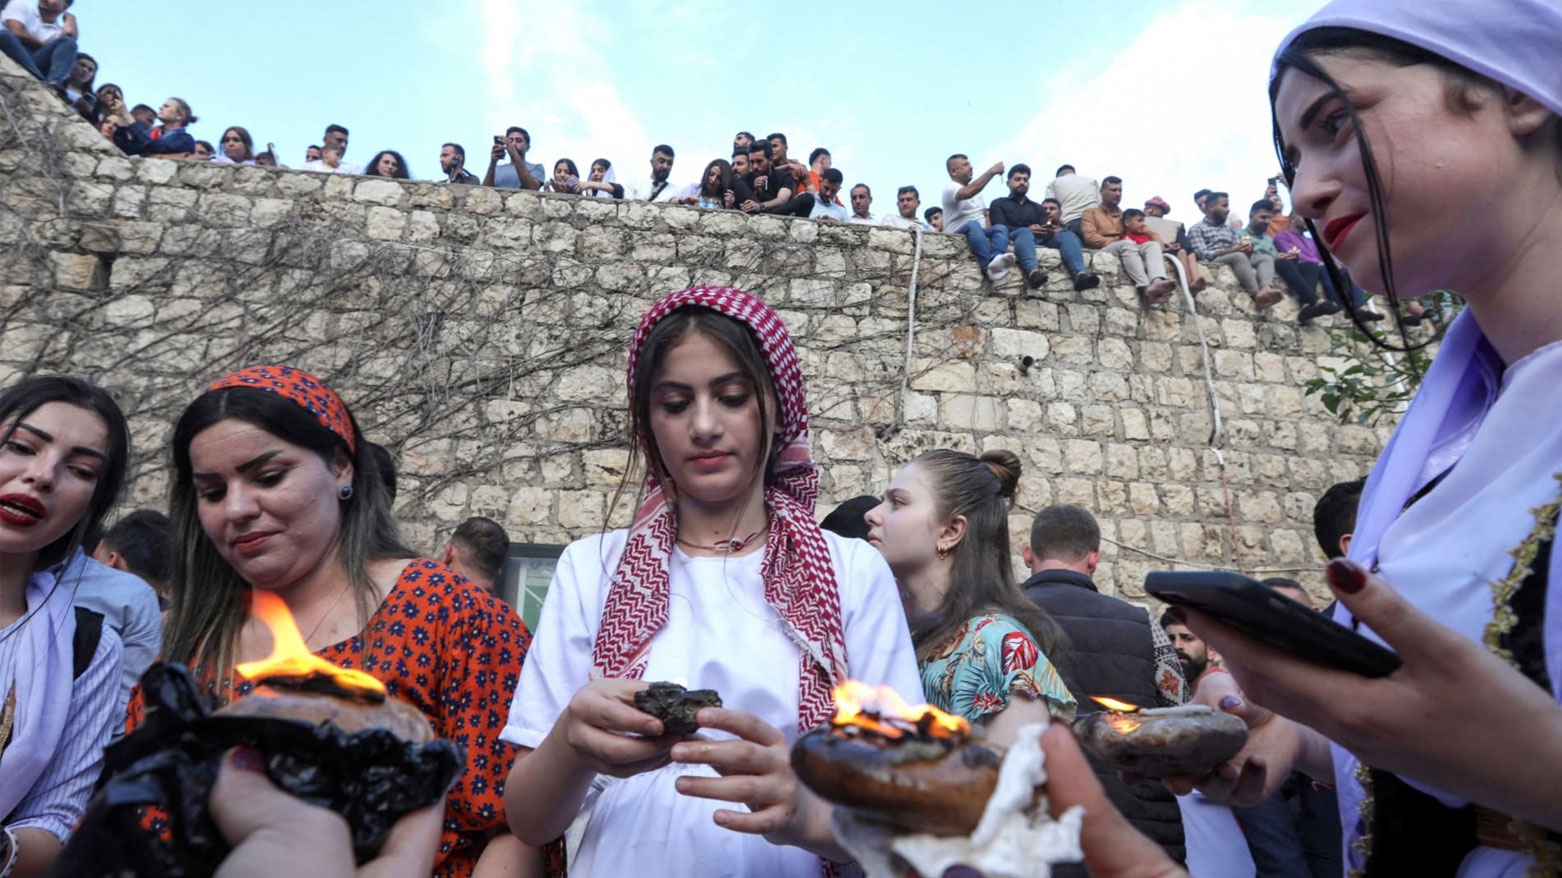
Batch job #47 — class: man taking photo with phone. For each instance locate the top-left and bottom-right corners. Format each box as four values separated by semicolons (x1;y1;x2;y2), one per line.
484;126;543;190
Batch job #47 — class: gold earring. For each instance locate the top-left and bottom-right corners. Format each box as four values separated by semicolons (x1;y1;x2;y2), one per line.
936;546;949;560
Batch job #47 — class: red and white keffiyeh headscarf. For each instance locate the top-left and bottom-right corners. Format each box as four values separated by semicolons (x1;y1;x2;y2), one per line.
589;286;848;733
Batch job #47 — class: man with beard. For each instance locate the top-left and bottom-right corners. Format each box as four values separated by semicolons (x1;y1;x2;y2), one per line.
1160;610;1214;685
439;142;479;185
624;144;684;203
1040;198;1101;291
734;140;803;215
1189;191;1283;308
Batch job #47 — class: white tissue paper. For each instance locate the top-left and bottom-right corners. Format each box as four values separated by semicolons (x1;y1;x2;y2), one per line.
831;721;1084;878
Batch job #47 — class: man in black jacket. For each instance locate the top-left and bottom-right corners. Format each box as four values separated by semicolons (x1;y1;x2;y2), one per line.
1020;504;1188;867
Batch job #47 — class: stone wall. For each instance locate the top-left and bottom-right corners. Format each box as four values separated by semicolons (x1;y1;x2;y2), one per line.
0;56;1388;603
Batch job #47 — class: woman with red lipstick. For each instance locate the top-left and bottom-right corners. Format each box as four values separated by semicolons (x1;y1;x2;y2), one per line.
140;365;534;878
0;377;130;878
1029;3;1562;877
501;287;921;878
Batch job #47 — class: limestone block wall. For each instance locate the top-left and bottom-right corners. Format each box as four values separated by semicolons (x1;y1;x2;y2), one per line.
0;56;1388;603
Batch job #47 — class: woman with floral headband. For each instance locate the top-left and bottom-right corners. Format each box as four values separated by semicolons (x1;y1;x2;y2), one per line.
501;287;922;877
131;365;534;878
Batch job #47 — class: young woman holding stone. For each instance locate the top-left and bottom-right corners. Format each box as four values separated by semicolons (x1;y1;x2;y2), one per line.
501;286;921;877
140;365;532;878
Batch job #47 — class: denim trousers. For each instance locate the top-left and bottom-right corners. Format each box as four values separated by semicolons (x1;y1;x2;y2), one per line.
956;220;999;269
988;225;1037;272
0;33;77;85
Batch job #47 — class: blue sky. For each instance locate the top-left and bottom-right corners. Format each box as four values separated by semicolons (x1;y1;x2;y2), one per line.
82;0;1320;223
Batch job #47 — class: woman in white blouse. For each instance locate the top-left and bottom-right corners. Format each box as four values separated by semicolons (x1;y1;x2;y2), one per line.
501;287;922;878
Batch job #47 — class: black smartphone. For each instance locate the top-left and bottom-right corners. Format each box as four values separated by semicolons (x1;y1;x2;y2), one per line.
493;135;505;146
1147;570;1402;677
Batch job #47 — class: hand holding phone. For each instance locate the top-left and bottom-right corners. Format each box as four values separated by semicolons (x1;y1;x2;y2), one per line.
1147;570;1402;677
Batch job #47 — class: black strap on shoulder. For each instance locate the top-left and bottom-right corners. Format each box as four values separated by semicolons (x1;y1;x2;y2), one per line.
72;607;105;680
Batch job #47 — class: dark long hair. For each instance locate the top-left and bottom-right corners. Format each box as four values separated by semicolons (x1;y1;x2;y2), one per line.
553;158;579;181
610;307;778;533
0;376;129;571
163;386;412;689
906;449;1066;664
1268;27;1548;356
220;126;254;162
700;159;734;199
365;149;410;180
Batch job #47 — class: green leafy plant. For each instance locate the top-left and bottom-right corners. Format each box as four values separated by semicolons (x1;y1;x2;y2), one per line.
1305;291;1464;426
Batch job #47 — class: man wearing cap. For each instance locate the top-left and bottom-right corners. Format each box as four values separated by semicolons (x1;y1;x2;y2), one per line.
1144;196;1207;293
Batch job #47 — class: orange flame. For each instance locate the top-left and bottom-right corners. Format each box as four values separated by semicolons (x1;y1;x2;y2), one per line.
831;680;969;740
235;590;386;696
1090;696;1141;713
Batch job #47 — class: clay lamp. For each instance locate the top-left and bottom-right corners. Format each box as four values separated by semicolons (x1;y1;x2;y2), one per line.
1071;696;1248;778
216;591;433;742
791;680;1012;836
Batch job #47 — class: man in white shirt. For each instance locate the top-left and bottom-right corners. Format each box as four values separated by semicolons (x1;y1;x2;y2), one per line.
0;0;78;94
881;186;926;231
942;154;1015;280
845;184;880;225
1044;164;1101;237
302;124;363;175
808;169;849;221
624;144;685;202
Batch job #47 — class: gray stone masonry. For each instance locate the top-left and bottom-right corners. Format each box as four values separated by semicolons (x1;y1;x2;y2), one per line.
0;55;1389;605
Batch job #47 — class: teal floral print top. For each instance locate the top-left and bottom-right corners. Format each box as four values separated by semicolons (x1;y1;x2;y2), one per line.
920;613;1077;723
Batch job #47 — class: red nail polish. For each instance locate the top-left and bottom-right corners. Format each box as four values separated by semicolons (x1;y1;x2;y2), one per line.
1327;559;1367;594
230;746;265;773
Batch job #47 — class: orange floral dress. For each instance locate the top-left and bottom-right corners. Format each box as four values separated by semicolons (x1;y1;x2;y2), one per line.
128;559;531;878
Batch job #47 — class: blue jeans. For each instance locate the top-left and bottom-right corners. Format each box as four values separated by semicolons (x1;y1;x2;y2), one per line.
955;220;999;269
0;33;77;86
989;225;1037;272
1039;228;1087;274
1319;264;1366;308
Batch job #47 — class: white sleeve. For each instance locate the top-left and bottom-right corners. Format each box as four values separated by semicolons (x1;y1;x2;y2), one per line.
501;535;614;749
829;533;923;702
942;184;961;215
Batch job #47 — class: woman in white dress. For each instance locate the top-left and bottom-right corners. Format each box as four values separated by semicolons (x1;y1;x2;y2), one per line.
501;286;922;877
1037;2;1562;876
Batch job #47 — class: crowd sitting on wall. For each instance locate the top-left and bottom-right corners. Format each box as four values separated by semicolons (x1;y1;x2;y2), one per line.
0;0;1415;327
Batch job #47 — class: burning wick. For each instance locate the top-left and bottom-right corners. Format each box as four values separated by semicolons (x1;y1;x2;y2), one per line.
1073;695;1247;778
831;680;970;741
236;590;386;703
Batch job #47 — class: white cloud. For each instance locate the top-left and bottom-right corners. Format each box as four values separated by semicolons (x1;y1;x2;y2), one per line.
476;0;654;182
990;0;1300;221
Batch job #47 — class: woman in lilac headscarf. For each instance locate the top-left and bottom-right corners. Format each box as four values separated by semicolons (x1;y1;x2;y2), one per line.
1033;2;1562;876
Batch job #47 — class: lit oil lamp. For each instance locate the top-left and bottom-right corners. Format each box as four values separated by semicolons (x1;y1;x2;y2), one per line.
55;590;461;875
219;591;432;742
1071;696;1248;778
790;680;1009;836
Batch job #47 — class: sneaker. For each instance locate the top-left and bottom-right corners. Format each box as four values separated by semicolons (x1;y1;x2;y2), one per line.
1298;300;1342;322
1072;271;1100;291
990;253;1017;272
1254;288;1284;309
1027;269;1047;289
1145;278;1176;303
986;266;1011;282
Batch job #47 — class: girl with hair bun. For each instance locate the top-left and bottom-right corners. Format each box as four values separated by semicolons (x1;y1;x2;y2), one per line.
866;448;1076;732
